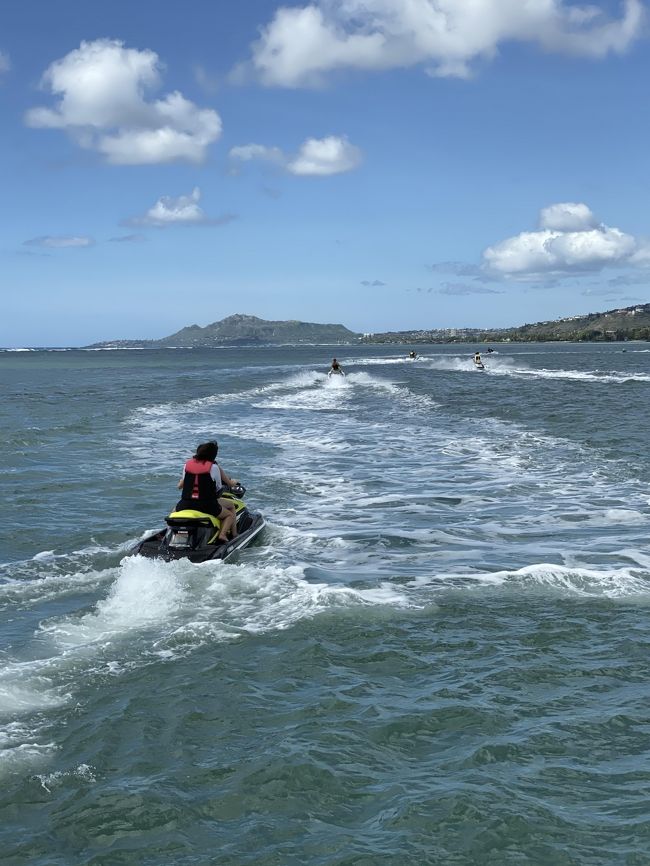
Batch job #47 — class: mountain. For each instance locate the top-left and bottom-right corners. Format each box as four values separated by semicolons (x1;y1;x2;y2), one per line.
86;303;650;350
361;303;650;344
86;314;359;348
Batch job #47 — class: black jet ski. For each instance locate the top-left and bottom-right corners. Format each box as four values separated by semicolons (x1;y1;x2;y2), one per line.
131;485;265;563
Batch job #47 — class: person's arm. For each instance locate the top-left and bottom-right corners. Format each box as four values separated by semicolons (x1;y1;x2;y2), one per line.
177;470;185;490
220;467;240;488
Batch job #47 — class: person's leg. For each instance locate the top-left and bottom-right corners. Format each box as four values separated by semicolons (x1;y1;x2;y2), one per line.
217;508;236;542
218;498;238;537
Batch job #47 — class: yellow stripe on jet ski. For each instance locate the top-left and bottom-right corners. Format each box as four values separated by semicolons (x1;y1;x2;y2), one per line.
220;495;246;513
168;509;221;527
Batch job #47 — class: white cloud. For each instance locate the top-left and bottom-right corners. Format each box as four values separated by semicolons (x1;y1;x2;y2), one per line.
629;240;650;266
128;187;237;227
25;39;222;164
229;144;286;164
483;202;644;277
0;51;10;73
539;202;599;232
288;135;362;175
24;235;94;248
230;135;362;176
143;187;206;225
240;0;644;86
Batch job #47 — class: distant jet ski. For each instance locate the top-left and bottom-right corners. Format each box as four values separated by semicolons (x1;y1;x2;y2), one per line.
328;358;345;377
130;485;265;563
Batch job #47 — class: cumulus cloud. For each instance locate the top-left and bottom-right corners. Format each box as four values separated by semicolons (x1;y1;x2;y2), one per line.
289;135;362;175
126;187;237;228
539;202;599;232
483;202;650;278
23;235;94;248
361;279;386;286
25;39;222;164
240;0;644;87
229;135;362;176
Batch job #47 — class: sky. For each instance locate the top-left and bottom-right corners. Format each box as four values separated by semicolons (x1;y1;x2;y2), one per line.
2;0;650;345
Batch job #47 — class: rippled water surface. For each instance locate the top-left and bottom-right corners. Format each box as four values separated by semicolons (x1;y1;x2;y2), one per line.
1;342;650;865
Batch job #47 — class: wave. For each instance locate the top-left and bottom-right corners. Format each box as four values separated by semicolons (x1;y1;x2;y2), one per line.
421;355;650;383
347;356;428;366
0;347;74;353
0;553;416;778
415;561;650;599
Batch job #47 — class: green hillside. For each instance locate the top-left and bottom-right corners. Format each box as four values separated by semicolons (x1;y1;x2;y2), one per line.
85;303;650;349
86;314;359;348
507;303;650;341
361;303;650;344
157;314;357;346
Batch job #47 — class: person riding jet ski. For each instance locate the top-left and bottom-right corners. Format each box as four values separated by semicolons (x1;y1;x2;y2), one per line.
130;441;265;563
176;441;238;542
328;358;345;376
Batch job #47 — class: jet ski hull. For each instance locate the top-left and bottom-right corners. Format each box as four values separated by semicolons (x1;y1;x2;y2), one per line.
131;495;266;563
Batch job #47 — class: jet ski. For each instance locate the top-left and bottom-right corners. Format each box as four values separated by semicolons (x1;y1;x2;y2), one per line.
473;353;486;370
327;368;345;378
131;485;265;563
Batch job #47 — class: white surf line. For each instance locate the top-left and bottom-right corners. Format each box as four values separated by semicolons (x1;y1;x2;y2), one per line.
477;364;650;384
407;561;650;599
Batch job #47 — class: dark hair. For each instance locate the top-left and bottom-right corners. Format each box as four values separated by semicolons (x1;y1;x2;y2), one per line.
195;441;218;462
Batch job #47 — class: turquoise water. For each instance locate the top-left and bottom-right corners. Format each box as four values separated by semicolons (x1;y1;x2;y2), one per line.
1;343;650;865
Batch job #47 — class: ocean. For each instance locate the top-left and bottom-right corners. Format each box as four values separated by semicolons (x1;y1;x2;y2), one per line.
1;342;649;865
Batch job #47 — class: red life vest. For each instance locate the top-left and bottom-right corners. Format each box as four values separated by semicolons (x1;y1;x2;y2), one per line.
181;459;219;504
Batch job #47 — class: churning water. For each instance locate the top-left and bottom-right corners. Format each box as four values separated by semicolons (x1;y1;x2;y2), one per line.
1;342;650;865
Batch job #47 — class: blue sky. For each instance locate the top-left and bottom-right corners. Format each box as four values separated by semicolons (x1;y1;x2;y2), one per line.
2;0;650;345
